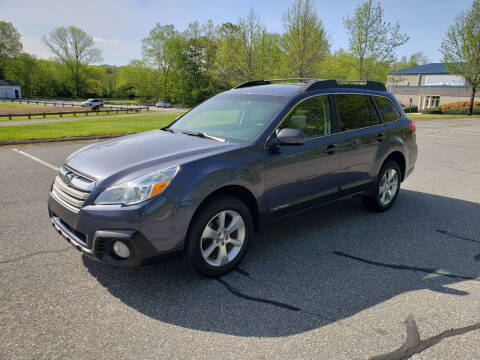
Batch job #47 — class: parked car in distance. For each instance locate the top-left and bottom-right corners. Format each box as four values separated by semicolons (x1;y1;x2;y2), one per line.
156;101;172;108
48;79;417;277
81;99;104;109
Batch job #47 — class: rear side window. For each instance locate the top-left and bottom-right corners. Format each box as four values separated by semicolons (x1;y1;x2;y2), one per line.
373;96;401;123
278;95;331;139
334;94;381;131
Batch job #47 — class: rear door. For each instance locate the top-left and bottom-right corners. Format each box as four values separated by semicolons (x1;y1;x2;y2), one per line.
333;93;383;192
265;94;341;214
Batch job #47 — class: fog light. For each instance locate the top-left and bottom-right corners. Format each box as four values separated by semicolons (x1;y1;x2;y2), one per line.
112;241;131;259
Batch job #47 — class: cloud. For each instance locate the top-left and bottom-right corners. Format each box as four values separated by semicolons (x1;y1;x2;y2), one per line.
93;37;120;44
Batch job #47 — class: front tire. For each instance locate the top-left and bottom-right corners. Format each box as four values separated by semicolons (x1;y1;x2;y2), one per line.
362;161;401;212
185;196;253;277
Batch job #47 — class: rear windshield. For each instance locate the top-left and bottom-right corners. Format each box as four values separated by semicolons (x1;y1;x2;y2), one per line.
170;93;287;142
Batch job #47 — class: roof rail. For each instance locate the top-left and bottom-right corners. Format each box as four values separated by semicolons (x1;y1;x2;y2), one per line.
301;79;386;92
233;78;312;89
233;78;387;92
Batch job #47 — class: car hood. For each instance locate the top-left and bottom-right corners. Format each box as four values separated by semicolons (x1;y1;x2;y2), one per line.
66;130;239;186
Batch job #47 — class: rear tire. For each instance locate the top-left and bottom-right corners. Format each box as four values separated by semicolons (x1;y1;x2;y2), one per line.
362;161;401;212
185;195;253;277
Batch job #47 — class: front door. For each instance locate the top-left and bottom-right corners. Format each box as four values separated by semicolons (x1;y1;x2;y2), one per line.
265;94;341;215
14;90;19;99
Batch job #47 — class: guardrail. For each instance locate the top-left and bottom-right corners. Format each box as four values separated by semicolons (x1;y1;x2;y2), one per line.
0;98;149;111
0;107;146;120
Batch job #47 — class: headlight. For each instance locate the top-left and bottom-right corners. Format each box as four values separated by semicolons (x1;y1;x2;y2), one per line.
95;166;179;205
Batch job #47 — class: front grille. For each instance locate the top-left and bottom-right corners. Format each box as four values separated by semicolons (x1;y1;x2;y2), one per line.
51;166;95;211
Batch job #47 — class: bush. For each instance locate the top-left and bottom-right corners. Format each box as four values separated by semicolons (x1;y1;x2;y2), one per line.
441;106;480;115
402;105;418;113
420;104;480;115
421;106;442;114
440;101;480;111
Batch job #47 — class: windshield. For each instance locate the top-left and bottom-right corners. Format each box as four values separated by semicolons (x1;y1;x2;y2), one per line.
169;93;287;143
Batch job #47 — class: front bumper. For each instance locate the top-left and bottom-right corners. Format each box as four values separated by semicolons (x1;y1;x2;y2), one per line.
48;191;193;266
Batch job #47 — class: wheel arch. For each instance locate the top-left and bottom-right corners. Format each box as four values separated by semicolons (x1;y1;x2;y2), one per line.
187;185;260;239
381;151;406;181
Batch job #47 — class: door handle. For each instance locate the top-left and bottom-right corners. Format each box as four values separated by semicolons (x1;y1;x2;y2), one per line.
376;133;386;142
324;144;337;154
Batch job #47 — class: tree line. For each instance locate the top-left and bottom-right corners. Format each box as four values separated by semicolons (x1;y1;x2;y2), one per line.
0;0;478;109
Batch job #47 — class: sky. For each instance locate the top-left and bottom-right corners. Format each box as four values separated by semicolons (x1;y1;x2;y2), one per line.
0;0;474;66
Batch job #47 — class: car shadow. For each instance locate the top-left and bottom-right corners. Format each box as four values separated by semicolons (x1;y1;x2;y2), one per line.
83;189;480;337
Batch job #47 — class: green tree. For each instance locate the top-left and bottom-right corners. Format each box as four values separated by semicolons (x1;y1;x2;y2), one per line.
394;52;429;70
5;53;37;97
43;26;102;97
178;21;219;105
118;60;155;103
142;24;182;101
441;0;480;116
282;0;329;78
317;50;359;80
238;9;263;80
344;0;409;80
0;21;23;79
216;22;248;86
256;32;285;80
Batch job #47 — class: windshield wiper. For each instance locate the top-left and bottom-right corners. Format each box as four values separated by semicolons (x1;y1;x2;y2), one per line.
179;130;227;142
162;127;175;133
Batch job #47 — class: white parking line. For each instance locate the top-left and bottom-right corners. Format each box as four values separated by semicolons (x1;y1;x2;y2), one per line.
11;148;59;171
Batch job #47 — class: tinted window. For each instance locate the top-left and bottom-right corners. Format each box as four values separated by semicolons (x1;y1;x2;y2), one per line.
278;95;331;139
335;94;380;131
374;96;401;122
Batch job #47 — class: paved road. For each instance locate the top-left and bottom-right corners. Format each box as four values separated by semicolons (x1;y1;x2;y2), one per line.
1;118;479;359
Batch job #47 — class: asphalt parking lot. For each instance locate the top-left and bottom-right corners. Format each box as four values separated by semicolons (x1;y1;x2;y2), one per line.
1;118;479;359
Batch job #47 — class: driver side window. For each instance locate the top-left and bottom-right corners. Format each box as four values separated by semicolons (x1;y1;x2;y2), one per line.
278;95;331;139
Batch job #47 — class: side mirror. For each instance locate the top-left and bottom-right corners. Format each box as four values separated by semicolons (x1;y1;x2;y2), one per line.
276;128;305;145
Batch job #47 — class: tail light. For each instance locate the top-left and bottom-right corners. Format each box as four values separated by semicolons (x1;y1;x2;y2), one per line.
408;120;416;133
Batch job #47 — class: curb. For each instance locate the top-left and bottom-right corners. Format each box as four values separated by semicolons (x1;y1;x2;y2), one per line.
0;133;130;146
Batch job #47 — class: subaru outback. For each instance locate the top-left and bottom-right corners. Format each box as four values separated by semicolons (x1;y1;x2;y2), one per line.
48;79;417;277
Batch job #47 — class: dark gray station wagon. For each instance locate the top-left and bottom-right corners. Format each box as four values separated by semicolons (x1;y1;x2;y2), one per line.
48;79;417;277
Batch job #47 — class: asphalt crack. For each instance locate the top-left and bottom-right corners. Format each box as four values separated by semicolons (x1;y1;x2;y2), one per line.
371;315;480;360
332;251;477;281
216;278;301;311
234;267;250;277
0;247;73;265
436;229;480;244
215;277;339;324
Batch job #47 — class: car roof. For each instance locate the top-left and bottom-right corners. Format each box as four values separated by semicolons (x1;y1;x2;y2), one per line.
226;80;388;99
228;84;303;97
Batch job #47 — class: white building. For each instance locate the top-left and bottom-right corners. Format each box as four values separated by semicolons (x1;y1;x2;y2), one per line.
0;80;21;99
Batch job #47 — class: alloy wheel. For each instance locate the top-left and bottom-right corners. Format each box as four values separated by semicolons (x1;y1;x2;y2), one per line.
200;210;246;267
378;168;399;206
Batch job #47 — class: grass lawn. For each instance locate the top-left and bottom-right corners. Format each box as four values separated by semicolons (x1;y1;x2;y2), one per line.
0;112;184;142
407;113;480;120
0;102;49;110
0;109;151;122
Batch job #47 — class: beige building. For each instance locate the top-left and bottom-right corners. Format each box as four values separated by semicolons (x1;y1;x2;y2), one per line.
387;63;478;110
